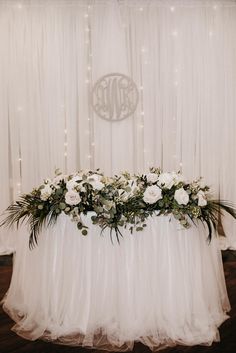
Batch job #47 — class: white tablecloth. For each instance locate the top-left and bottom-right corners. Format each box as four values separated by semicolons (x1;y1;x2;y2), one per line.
2;213;230;351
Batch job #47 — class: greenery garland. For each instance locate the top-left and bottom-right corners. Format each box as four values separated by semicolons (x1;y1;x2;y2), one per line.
1;167;236;248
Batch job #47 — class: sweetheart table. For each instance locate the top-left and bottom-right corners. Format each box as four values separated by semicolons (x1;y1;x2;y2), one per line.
2;213;230;351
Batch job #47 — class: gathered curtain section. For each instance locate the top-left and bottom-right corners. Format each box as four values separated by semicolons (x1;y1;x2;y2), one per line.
0;0;236;251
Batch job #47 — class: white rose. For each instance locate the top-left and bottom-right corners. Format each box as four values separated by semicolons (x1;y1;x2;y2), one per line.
53;174;67;185
87;174;102;183
87;174;104;190
143;185;162;204
174;188;189;205
66;176;83;190
90;180;105;191
40;184;53;201
65;190;81;205
157;173;175;189
197;190;207;207
146;173;158;184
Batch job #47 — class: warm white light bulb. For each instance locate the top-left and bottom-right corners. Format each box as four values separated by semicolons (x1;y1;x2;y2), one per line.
170;6;175;12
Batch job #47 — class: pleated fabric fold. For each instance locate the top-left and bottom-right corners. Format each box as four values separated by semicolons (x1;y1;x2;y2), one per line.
2;213;230;351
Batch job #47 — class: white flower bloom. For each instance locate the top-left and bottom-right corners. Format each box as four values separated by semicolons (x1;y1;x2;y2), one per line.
197;190;207;206
40;184;53;201
87;174;104;190
143;185;162;204
66;176;83;190
65;190;81;205
172;172;184;185
90;180;105;190
87;174;102;182
174;188;189;205
52;174;68;188
146;173;158;184
157;172;175;189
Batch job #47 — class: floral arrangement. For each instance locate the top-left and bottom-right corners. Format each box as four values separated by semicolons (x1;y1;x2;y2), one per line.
1;167;236;248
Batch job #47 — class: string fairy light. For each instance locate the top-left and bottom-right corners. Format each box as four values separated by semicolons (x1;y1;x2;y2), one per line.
63;106;68;172
84;4;95;169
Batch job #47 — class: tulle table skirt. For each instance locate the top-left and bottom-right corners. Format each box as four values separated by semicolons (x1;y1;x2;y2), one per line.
2;213;230;351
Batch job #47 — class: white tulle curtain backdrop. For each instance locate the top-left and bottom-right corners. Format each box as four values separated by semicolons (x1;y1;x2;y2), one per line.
0;0;236;253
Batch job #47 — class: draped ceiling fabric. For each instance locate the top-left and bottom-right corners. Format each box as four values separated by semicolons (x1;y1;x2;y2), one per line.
0;0;236;252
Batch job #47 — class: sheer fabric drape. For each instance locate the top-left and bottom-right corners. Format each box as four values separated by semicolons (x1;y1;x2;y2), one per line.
0;0;236;252
2;214;230;351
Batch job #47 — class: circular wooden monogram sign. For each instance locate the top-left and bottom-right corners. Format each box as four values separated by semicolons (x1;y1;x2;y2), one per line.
91;73;139;121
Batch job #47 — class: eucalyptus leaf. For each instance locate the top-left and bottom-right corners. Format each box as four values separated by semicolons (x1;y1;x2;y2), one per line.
59;202;66;210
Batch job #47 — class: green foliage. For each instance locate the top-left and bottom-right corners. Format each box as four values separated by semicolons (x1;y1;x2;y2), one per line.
1;168;236;248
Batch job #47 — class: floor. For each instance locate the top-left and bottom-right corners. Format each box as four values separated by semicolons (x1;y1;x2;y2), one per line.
0;253;235;353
